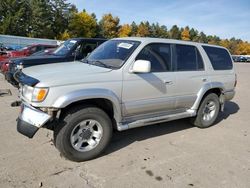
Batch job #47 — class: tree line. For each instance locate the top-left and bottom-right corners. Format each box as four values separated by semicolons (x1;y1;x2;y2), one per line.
0;0;249;55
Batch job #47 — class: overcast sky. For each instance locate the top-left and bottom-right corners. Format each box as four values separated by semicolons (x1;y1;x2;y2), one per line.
68;0;250;41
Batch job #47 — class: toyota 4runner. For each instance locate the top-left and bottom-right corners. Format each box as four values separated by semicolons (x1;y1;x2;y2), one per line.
15;38;236;161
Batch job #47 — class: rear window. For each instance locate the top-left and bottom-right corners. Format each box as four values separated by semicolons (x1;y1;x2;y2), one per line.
203;46;233;70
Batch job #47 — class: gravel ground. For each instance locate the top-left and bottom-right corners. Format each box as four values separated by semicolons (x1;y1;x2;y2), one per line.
0;63;249;188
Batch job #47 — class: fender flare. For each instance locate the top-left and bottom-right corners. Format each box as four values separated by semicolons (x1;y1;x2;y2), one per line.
191;82;225;110
52;88;122;123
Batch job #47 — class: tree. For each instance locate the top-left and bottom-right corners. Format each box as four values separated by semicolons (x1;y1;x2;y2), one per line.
99;13;120;38
207;35;220;45
181;26;190;40
193;31;208;43
68;10;97;38
151;23;168;38
50;0;72;39
130;21;138;36
118;24;132;37
189;28;198;41
136;22;150;37
58;30;70;40
169;25;181;39
0;0;32;36
235;41;250;55
29;0;55;38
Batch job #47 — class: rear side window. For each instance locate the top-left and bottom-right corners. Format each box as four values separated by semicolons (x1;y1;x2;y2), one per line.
203;46;232;70
175;44;204;71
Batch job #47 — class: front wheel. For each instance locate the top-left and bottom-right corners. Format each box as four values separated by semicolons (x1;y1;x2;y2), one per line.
191;93;220;128
54;106;113;162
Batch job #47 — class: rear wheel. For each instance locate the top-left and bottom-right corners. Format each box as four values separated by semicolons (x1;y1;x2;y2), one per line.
191;93;220;128
54;106;112;162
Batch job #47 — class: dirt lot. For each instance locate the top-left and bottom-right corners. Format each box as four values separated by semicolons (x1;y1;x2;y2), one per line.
0;63;249;188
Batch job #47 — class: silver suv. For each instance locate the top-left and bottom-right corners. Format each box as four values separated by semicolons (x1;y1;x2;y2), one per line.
16;38;236;161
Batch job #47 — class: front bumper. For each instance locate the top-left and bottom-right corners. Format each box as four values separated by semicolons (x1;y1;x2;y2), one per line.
17;103;51;138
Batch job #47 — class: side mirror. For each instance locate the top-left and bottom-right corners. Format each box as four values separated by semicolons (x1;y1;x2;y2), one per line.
131;60;151;73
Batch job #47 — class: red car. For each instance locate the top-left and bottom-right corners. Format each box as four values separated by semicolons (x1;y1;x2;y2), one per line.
0;44;57;74
2;44;57;59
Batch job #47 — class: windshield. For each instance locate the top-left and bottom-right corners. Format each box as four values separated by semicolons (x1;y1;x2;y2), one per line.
53;39;78;56
85;40;141;69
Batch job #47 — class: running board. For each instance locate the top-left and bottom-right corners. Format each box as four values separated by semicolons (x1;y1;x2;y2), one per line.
117;110;196;131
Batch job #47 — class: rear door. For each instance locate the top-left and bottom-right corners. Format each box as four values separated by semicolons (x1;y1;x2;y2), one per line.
173;44;207;109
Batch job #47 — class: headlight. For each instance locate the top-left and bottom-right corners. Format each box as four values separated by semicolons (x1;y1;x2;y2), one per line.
22;85;49;102
22;85;33;101
16;64;24;70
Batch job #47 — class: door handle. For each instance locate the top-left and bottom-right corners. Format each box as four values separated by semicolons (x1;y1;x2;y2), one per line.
164;80;173;85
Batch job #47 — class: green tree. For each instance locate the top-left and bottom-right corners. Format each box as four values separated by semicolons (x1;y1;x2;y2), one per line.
99;13;120;38
151;23;168;38
0;0;32;36
169;25;181;39
130;21;138;36
29;0;54;38
68;10;97;38
50;0;72;39
189;28;198;41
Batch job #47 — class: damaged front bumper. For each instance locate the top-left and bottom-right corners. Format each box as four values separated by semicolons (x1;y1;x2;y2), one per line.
17;103;51;138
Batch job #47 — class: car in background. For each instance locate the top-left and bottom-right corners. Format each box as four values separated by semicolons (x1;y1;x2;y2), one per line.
5;38;106;86
30;48;56;57
0;44;57;63
239;56;248;62
246;57;250;62
0;48;56;75
231;55;249;63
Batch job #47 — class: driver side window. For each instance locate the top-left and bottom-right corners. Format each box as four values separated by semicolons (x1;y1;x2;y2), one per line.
136;43;172;72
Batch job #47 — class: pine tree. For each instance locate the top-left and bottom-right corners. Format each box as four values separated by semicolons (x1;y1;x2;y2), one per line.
29;0;54;38
169;25;181;39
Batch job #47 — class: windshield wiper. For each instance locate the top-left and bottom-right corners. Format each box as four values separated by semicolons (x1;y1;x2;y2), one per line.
89;60;114;69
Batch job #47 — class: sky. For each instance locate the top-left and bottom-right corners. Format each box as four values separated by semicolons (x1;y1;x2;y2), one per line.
68;0;250;41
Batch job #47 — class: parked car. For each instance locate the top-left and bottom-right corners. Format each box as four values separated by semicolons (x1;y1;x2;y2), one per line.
0;48;56;75
6;38;106;86
15;37;236;161
246;57;250;62
0;44;57;61
0;44;57;74
29;48;56;57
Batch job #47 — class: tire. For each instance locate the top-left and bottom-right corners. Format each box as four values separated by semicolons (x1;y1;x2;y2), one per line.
191;93;220;128
54;105;112;162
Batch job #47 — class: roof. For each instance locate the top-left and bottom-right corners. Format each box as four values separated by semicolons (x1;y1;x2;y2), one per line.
112;37;226;50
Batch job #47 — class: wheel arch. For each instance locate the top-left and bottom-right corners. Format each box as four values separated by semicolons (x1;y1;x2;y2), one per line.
191;82;225;111
52;88;122;125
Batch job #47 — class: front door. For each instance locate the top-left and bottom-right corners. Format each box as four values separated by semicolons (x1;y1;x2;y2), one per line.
122;43;177;118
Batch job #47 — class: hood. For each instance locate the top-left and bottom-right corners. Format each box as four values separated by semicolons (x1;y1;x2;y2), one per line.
11;55;63;65
22;61;112;87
